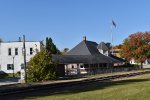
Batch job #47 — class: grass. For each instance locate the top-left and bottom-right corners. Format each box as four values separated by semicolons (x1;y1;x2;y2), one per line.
20;74;150;100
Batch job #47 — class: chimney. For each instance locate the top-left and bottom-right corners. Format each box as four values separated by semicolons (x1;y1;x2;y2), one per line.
83;36;86;42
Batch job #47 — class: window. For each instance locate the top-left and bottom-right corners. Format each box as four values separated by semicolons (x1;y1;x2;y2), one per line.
7;64;13;70
147;58;150;64
80;65;84;68
72;65;74;69
30;48;33;55
15;48;18;55
80;64;84;68
103;63;107;67
21;63;24;69
8;48;11;56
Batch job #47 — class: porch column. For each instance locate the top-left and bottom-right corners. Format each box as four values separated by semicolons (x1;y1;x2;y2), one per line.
77;64;80;76
89;64;91;75
107;63;109;73
98;63;99;74
102;63;104;73
66;64;68;75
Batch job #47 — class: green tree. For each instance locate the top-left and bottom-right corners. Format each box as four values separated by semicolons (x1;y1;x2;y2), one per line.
46;37;60;54
0;38;2;43
27;50;57;82
27;37;59;82
121;32;150;68
61;48;69;55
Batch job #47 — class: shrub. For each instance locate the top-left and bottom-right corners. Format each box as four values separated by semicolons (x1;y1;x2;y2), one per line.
0;71;8;79
27;50;57;82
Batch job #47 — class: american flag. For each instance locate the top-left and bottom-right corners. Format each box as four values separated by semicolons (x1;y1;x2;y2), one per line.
112;20;116;28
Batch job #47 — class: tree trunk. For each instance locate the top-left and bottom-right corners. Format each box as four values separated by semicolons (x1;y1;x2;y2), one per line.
140;62;143;69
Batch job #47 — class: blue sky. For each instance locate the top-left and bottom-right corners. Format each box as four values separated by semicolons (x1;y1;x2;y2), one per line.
0;0;150;50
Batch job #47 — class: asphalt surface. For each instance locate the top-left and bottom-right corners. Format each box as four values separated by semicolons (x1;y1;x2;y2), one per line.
0;78;20;86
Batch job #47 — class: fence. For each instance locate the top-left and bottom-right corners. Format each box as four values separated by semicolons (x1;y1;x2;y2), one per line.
65;65;140;76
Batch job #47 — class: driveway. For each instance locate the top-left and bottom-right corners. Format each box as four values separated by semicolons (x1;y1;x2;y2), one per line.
0;78;20;86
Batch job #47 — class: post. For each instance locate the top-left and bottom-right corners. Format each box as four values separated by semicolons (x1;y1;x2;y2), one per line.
13;56;15;77
23;35;27;83
66;64;68;76
140;62;143;69
98;63;100;74
89;64;91;75
77;64;80;76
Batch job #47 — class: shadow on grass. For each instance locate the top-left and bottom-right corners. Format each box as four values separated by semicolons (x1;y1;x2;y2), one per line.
1;78;149;100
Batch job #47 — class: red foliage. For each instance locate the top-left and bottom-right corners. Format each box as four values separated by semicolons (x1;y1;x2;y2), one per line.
121;32;150;63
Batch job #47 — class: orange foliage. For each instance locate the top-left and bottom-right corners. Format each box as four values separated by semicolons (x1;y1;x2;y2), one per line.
121;32;150;63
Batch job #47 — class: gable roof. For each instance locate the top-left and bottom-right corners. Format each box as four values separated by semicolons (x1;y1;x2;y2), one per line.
97;42;109;51
67;41;100;55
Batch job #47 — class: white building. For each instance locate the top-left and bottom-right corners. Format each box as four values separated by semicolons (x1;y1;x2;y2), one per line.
97;42;109;56
130;58;150;67
0;41;41;73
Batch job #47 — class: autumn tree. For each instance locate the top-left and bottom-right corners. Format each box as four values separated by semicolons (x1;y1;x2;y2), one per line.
113;44;122;49
121;32;150;68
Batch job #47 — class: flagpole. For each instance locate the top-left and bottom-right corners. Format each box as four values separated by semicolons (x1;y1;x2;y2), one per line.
111;20;116;55
111;22;113;55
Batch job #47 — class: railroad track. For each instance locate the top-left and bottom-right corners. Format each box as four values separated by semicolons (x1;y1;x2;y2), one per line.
1;70;150;96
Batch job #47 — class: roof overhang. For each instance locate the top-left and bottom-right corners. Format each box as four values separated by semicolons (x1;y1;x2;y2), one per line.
52;54;121;64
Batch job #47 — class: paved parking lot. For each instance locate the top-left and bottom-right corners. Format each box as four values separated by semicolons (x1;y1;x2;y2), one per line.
0;78;20;86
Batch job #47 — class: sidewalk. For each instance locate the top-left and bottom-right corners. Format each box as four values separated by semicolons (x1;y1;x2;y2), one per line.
0;77;88;95
0;78;20;86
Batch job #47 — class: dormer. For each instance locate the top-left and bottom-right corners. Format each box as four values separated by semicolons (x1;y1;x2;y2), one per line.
97;42;109;56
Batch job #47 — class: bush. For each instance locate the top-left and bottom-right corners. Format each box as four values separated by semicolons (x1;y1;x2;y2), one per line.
15;71;21;77
27;50;57;82
0;71;8;79
27;37;59;82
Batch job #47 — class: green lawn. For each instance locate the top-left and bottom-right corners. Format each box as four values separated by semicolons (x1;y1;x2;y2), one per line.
25;74;150;100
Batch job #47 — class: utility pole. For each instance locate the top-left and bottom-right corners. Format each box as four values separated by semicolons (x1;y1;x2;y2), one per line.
13;56;15;77
23;35;27;83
